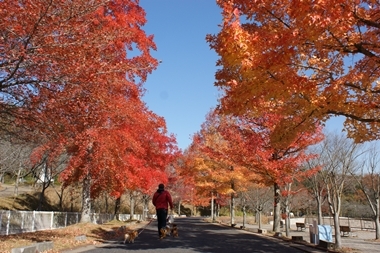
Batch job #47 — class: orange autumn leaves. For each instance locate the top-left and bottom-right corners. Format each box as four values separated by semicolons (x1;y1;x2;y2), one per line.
184;110;323;202
208;0;380;144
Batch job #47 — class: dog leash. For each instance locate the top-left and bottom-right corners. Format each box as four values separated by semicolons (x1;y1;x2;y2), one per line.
138;219;153;235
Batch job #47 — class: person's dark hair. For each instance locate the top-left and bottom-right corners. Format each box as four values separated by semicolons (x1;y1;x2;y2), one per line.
157;183;165;193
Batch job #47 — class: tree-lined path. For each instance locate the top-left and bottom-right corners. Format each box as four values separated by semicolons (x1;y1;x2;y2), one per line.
71;217;317;253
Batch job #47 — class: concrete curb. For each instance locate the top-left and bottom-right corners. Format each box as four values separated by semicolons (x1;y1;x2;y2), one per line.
11;241;53;253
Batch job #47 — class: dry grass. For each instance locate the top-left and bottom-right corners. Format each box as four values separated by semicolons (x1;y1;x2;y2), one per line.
0;219;149;253
213;215;258;226
0;185;148;252
0;184;80;211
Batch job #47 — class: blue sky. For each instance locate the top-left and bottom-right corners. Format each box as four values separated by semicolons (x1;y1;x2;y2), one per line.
139;1;345;151
140;1;222;151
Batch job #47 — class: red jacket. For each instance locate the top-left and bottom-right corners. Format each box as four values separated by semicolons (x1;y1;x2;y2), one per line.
152;190;173;210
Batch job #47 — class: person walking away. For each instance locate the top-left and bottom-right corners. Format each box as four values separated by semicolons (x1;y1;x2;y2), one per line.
152;183;174;238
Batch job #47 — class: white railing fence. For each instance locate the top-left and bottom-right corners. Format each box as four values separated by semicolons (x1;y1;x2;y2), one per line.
304;216;376;231
0;210;143;236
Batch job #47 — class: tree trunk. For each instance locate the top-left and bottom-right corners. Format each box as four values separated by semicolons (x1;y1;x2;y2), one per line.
80;175;91;223
316;197;323;225
273;183;281;232
37;164;48;211
258;209;262;229
375;197;380;239
14;168;22;197
285;205;290;237
114;196;121;219
333;212;342;248
230;178;236;226
37;163;53;211
70;193;74;212
105;194;109;213
242;204;246;228
37;184;48;211
375;214;380;240
58;187;64;211
142;195;149;221
130;192;135;219
211;192;215;222
230;193;235;226
284;183;291;237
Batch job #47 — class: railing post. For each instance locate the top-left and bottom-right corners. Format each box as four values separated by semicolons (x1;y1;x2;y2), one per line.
21;212;24;231
360;217;362;230
6;210;10;236
32;211;36;232
51;212;54;229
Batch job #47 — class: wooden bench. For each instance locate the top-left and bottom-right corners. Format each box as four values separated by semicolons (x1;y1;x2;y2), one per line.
340;226;351;236
296;222;306;231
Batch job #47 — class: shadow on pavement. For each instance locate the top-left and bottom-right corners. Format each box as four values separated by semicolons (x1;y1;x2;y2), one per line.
98;217;303;253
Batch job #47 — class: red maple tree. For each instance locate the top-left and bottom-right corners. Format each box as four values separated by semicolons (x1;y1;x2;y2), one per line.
186;109;323;230
2;1;178;221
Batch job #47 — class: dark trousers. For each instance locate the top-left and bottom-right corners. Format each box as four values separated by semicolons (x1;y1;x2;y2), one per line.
156;208;168;236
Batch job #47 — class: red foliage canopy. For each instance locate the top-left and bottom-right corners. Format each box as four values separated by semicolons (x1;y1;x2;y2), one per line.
2;1;179;197
190;110;323;189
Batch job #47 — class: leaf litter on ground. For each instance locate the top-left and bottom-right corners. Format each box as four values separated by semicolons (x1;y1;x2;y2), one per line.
0;219;149;253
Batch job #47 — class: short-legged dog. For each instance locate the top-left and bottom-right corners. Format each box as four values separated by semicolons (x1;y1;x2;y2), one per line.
124;230;138;243
159;227;168;239
171;224;178;237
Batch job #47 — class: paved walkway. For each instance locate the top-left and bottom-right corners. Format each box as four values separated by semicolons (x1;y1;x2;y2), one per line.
62;217;379;253
218;218;380;253
63;217;323;253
